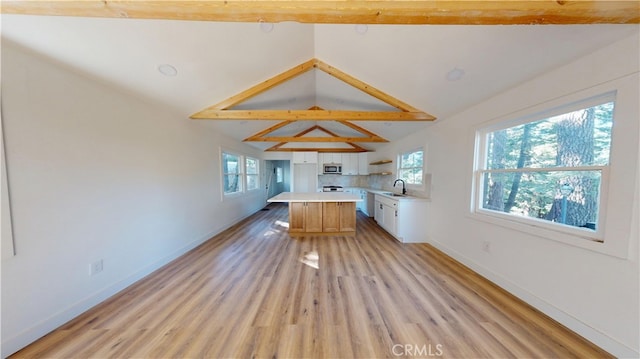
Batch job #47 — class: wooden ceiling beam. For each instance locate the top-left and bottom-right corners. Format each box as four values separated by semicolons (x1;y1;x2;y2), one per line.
249;136;388;143
262;124;371;151
194;59;316;113
243;120;297;141
314;59;422;113
2;1;638;24
266;147;367;153
191;109;435;121
336;120;388;142
313;125;368;151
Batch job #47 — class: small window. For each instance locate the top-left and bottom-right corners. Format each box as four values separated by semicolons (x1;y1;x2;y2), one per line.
474;93;615;241
222;152;242;194
276;167;283;183
398;148;424;185
246;157;260;191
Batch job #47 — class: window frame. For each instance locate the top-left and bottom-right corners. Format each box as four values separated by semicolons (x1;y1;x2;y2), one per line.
397;147;425;190
245;156;260;192
471;92;616;246
221;149;261;198
221;150;243;196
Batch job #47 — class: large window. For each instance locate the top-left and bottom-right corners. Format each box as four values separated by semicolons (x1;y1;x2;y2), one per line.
221;151;260;196
474;93;615;241
398;148;424;185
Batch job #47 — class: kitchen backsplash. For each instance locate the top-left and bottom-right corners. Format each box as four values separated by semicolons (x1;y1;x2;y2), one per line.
318;173;431;198
318;173;431;199
318;174;395;190
318;174;368;188
366;174;396;190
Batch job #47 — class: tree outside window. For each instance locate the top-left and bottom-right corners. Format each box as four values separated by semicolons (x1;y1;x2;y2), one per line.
398;148;424;185
222;152;242;194
476;94;614;238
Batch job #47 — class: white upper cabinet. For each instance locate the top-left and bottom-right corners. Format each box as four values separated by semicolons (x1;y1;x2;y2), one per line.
358;153;369;175
342;153;359;175
292;152;318;164
322;153;341;164
317;152;370;175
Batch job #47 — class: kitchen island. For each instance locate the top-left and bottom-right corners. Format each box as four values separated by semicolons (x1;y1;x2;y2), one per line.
268;192;362;236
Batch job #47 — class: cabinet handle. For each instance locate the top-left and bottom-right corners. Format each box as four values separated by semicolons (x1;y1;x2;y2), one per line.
395;210;398;217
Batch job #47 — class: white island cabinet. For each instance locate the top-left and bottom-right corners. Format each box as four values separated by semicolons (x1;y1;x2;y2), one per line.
374;194;428;243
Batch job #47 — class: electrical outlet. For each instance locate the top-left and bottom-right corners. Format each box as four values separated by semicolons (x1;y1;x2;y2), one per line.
482;241;491;253
91;259;103;275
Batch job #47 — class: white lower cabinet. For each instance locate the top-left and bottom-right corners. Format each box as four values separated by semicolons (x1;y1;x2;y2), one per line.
374;199;382;223
381;201;397;236
376;195;398;236
374;194;428;243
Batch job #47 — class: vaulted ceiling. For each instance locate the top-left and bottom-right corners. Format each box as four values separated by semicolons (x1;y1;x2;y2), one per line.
190;58;435;152
2;3;638;151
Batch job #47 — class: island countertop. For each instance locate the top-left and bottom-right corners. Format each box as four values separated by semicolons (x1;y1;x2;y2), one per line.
268;192;362;203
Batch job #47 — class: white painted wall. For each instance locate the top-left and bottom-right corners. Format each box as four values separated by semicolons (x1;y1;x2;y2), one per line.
374;33;640;357
1;42;266;356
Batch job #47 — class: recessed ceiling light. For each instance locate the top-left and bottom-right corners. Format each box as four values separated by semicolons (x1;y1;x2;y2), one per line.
158;64;177;77
355;24;368;34
446;67;465;81
259;20;274;33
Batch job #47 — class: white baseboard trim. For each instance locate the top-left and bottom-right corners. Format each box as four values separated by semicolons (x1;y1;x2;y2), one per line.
427;238;639;359
1;209;260;358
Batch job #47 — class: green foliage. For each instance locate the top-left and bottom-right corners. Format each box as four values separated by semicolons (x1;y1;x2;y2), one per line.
482;101;613;229
399;149;424;185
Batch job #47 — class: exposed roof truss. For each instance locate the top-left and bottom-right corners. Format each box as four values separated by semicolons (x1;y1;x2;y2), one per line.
191;58;431;151
190;58;435;121
264;125;369;153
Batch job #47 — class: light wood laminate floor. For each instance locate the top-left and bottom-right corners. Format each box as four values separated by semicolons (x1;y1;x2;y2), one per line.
12;203;611;358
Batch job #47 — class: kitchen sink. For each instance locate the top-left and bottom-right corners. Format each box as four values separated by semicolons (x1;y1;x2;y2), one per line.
382;192;406;197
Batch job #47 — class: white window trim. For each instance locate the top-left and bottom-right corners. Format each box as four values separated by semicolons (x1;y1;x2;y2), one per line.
245;156;261;192
220;148;262;199
397;147;426;190
474;163;610;242
221;149;243;197
468;79;637;259
472;165;610;242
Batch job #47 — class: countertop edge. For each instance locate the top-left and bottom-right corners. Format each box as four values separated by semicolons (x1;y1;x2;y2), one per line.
268;192;363;203
343;187;431;202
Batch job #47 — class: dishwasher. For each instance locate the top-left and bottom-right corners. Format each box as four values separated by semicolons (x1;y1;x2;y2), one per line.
366;191;375;217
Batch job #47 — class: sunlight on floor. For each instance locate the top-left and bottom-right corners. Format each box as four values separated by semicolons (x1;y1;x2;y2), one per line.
274;220;289;228
301;251;319;269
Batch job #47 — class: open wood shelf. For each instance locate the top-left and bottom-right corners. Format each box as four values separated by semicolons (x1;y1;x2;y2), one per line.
369;172;393;176
369;160;393;165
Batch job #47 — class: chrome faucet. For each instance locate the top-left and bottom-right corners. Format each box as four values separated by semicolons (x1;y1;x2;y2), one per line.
393;179;407;195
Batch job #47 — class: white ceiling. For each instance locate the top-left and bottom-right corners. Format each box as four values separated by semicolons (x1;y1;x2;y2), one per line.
2;15;637;151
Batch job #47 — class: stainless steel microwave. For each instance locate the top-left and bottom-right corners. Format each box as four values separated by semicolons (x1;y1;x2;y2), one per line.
323;164;342;174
